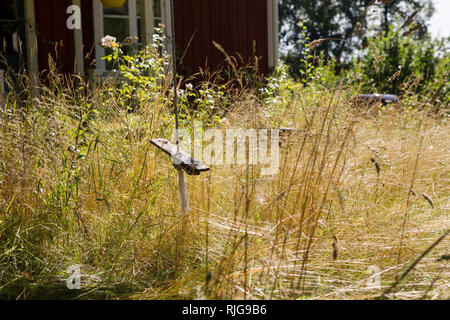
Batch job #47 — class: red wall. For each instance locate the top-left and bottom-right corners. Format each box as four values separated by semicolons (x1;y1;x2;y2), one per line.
34;0;75;75
34;0;93;75
81;0;95;71
173;0;269;78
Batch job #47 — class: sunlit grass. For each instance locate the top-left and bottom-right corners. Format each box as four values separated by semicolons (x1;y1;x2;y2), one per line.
0;53;448;300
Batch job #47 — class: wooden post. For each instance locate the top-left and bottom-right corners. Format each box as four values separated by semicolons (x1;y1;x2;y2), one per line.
178;170;190;215
24;0;39;95
150;138;209;215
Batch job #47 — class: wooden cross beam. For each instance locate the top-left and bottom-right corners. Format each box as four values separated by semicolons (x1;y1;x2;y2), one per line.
150;138;210;176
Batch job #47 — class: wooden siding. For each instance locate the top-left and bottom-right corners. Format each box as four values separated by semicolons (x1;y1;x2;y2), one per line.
173;0;269;78
34;0;94;75
81;0;95;71
34;0;75;75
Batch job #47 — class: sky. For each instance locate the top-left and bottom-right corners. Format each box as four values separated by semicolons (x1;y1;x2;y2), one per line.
429;0;450;39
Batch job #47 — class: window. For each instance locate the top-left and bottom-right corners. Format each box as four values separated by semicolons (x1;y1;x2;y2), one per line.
93;0;164;74
153;0;162;27
103;0;140;44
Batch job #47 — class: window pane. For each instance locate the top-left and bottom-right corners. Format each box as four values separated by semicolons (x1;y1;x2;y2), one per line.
154;0;161;18
103;0;129;16
104;17;130;42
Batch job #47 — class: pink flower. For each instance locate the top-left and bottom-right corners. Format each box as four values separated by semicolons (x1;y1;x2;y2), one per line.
101;35;117;48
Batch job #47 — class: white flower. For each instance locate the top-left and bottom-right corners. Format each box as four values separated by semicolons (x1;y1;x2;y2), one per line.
185;83;193;91
101;35;117;48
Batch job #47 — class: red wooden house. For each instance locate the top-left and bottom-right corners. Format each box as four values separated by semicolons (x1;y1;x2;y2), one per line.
0;0;278;90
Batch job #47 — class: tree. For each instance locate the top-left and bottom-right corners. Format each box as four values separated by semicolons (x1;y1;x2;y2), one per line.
279;0;435;75
352;26;448;101
378;0;434;38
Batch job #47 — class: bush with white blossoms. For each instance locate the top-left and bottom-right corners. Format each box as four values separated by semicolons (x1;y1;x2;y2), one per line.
100;27;170;111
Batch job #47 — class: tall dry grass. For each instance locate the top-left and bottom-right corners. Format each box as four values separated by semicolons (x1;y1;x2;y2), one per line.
0;52;448;300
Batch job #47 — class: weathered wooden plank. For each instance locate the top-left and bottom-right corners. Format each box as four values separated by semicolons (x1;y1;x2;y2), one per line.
150;138;210;175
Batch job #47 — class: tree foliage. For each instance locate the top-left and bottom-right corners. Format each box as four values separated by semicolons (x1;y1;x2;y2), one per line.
279;0;435;75
352;26;449;102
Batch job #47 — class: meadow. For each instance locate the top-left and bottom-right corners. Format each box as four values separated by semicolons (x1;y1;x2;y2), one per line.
0;38;448;299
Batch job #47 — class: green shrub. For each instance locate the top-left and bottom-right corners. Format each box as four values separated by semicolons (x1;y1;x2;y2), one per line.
102;27;169;113
352;26;449;103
